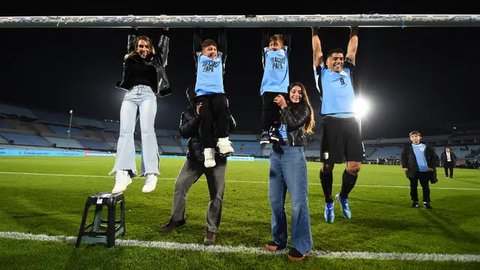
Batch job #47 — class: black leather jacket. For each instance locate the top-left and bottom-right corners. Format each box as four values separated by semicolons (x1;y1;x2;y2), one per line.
179;105;236;162
117;28;171;97
281;104;311;147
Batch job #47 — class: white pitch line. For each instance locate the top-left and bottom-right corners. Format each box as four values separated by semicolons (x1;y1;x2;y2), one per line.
0;231;479;262
1;171;480;191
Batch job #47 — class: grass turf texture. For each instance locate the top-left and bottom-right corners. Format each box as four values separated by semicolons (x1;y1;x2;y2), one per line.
0;156;479;269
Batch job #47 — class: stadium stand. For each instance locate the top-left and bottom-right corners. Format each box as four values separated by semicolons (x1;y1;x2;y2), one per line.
43;137;84;149
35;110;69;125
47;124;85;137
1;102;479;164
103;121;120;132
0;104;37;119
1;132;52;147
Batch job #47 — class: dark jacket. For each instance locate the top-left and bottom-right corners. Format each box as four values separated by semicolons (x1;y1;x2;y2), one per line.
281;104;311;147
401;143;439;178
179;105;236;162
440;151;457;167
117;28;171;97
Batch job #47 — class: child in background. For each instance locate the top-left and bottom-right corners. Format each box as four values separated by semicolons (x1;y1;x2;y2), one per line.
401;131;439;209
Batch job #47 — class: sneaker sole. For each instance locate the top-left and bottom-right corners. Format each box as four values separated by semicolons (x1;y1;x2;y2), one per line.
288;255;307;262
288;251;313;262
204;159;216;168
324;213;334;223
265;244;285;251
142;186;156;193
288;252;312;262
324;204;335;223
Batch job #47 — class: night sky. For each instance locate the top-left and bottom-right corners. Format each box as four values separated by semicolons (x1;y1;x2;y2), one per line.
1;2;479;140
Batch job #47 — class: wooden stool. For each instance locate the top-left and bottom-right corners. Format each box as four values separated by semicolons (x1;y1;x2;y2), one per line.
75;192;126;248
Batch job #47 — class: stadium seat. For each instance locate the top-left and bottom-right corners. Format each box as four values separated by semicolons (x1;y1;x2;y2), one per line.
75;192;126;248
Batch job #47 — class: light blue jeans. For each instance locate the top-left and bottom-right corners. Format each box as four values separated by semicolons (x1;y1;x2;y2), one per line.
268;145;313;254
113;85;159;176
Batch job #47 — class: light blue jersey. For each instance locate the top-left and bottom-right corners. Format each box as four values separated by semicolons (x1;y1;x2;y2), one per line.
195;52;224;96
412;143;429;172
260;47;289;96
314;61;356;116
279;123;288;139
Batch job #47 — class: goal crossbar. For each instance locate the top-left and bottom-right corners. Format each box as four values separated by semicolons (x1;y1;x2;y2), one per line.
1;14;480;28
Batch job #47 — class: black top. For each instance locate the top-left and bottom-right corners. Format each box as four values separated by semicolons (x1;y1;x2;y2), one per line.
124;54;157;90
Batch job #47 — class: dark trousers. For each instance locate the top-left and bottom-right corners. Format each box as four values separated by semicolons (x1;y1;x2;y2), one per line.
261;92;284;132
196;94;228;148
409;171;431;203
444;162;454;177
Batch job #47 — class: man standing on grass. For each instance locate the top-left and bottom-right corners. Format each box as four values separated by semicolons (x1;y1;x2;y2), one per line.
158;86;235;246
440;147;457;178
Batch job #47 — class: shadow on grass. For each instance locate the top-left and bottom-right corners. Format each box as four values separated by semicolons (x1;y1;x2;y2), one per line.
420;194;480;247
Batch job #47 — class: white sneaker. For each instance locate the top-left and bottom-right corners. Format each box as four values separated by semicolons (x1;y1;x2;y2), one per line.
112;170;132;194
217;137;234;155
142;174;158;193
204;148;216;168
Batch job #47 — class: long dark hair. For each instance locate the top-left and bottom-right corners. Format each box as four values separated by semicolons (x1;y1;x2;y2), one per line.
288;82;315;134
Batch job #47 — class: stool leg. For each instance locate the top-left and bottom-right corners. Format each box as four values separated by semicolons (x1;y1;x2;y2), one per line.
93;204;103;231
106;200;116;248
75;199;91;248
120;199;126;236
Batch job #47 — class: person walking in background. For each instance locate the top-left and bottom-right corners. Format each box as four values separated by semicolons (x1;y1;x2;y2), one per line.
193;28;234;168
265;82;315;262
158;86;235;246
259;29;291;144
401;131;439;209
311;26;364;223
441;147;457;178
111;27;171;194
